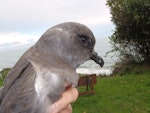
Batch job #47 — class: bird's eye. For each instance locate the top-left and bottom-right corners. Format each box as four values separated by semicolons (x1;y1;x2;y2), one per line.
80;37;86;44
78;34;91;47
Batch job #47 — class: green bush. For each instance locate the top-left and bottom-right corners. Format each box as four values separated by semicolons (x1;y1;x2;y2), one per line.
0;68;11;86
106;0;150;63
112;62;150;76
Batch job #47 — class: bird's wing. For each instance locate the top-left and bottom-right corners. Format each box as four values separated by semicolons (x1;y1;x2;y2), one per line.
0;53;30;102
0;46;79;113
0;57;38;113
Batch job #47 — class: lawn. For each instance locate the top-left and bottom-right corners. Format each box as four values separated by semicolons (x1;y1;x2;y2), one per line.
72;73;150;113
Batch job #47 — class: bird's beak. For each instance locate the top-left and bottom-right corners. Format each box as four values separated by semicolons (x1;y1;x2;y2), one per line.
90;51;104;67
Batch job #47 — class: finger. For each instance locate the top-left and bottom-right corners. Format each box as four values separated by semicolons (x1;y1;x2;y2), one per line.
49;88;78;113
58;104;72;113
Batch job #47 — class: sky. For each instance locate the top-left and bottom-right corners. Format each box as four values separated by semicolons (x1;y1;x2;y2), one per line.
0;0;115;45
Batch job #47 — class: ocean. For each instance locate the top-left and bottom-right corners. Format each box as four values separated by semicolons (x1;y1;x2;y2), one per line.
0;37;116;76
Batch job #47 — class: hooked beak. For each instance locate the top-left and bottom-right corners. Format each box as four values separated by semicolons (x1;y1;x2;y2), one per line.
90;51;104;67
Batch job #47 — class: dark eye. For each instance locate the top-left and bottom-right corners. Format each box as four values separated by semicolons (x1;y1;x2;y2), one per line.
78;34;91;47
80;37;86;44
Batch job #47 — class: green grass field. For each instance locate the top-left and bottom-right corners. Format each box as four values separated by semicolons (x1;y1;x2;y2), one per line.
73;73;150;113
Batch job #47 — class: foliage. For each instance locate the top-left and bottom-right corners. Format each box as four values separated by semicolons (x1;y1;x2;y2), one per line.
113;62;150;76
0;68;11;86
106;0;150;63
73;73;150;113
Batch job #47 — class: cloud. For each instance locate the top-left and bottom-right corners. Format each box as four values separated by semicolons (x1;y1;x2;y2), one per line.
0;32;39;44
0;0;112;34
0;32;40;52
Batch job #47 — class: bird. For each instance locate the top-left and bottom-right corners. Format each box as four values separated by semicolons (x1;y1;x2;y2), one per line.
0;22;104;113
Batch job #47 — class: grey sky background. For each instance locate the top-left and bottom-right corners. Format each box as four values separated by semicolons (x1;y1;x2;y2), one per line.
0;0;114;44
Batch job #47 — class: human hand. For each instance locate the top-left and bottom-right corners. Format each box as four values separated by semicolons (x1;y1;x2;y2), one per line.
47;87;79;113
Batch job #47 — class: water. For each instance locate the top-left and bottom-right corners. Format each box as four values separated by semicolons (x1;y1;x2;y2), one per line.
0;37;116;75
78;37;116;75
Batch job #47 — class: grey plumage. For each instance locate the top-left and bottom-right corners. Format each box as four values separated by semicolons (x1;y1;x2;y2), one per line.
0;22;104;113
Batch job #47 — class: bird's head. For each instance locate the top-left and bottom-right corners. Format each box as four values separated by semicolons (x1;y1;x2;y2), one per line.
35;22;104;68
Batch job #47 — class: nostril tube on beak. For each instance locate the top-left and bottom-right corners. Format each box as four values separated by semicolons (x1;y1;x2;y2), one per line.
90;51;104;67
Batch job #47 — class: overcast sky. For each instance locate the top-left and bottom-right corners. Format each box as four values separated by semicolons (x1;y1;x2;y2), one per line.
0;0;115;44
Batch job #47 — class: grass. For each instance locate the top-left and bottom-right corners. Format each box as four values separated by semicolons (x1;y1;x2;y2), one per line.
72;73;150;113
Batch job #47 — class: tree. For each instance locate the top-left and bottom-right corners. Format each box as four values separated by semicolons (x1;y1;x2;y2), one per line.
106;0;150;63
